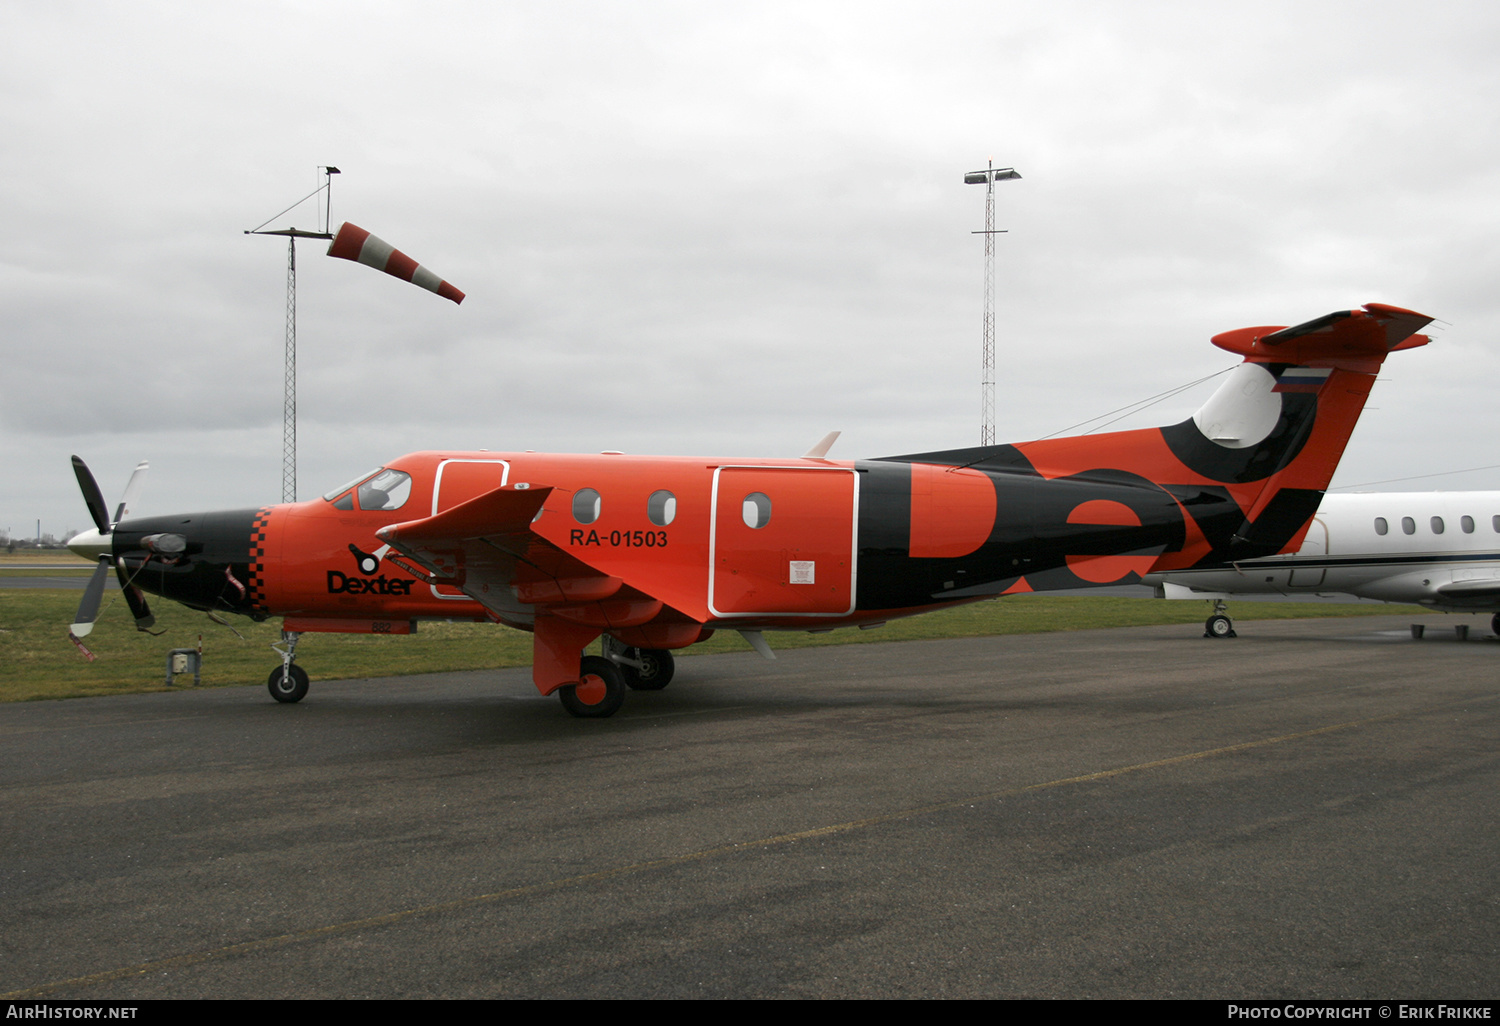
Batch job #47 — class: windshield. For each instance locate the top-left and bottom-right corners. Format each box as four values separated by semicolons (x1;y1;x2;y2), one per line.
323;468;381;502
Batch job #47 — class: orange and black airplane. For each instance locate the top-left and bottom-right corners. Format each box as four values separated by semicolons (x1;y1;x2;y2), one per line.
68;303;1431;717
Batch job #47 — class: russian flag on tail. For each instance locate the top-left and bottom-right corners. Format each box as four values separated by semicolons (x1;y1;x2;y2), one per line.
326;222;465;305
1272;366;1332;393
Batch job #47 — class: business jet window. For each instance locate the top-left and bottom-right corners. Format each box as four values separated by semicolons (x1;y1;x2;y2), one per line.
1462;516;1475;534
742;492;772;529
1401;517;1416;535
1431;516;1445;534
647;490;676;527
1493;515;1500;533
357;469;412;511
573;488;602;524
1374;517;1388;536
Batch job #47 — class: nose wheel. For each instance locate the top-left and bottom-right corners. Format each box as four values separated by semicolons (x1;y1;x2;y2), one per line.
268;663;309;703
268;629;308;703
1204;600;1236;639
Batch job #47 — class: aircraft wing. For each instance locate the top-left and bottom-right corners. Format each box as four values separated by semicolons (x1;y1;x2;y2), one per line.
374;484;641;628
1434;578;1500;600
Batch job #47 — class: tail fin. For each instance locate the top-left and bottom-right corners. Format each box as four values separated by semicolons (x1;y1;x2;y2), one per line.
873;303;1430;597
1156;302;1430;556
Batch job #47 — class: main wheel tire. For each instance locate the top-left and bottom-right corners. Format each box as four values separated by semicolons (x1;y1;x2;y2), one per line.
1492;612;1499;637
1205;614;1235;639
267;663;309;703
622;648;675;691
558;655;626;718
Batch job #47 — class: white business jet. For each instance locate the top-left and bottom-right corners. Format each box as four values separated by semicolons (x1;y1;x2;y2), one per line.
1143;491;1500;638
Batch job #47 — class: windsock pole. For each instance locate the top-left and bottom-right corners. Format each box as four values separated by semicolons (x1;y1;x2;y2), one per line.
327;223;465;304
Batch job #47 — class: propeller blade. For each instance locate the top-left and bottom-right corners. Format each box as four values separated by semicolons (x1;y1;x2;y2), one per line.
112;460;149;526
71;456;110;534
70;558;110;638
115;562;156;631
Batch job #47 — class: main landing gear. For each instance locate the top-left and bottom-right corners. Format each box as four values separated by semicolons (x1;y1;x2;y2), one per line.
557;655;627;718
267;630;309;703
621;647;675;691
1204;600;1237;639
557;640;678;717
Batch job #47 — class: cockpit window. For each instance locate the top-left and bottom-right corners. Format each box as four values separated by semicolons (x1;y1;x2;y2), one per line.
357;469;412;511
323;468;381;502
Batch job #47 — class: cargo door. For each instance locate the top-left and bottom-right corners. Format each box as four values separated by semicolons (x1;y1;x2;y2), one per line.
709;466;857;617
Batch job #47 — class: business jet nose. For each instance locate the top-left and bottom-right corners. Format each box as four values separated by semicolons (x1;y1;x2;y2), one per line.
68;527;110;561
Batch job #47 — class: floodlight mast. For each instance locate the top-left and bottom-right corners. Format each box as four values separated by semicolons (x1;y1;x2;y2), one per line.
246;167;340;503
964;161;1021;446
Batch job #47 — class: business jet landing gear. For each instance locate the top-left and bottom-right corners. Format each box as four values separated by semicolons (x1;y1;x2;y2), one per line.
558;655;626;718
1204;600;1237;639
268;630;308;703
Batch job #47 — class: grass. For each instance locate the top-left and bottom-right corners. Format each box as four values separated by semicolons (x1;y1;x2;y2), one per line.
0;587;1432;703
0;550;93;566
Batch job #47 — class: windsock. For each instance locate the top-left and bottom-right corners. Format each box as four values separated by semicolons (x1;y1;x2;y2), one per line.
326;222;465;304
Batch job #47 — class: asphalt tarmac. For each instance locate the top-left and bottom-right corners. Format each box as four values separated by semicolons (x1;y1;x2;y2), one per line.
1;614;1496;999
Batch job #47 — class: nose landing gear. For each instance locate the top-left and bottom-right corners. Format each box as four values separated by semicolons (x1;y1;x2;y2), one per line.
268;629;308;703
1204;600;1237;639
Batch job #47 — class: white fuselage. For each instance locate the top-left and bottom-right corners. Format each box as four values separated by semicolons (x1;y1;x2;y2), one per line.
1144;491;1500;610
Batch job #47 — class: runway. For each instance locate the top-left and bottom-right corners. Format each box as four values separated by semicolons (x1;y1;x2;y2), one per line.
1;614;1496;999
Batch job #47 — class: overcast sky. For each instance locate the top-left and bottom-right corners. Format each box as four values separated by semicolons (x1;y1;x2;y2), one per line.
4;0;1498;539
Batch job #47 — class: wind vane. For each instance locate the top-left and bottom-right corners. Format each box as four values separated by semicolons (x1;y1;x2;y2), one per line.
327;223;464;304
247;168;466;503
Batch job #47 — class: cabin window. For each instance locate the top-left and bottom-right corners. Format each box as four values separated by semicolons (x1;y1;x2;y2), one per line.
1493;515;1500;533
1462;516;1475;534
1431;516;1445;534
358;469;412;511
1401;517;1416;535
647;490;677;527
573;488;602;524
742;492;772;529
1374;517;1388;536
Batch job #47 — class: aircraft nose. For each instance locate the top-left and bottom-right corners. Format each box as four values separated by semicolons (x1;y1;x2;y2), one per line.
68;527;110;561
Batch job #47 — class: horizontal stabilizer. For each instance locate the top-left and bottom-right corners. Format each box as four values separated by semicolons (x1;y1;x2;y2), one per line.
1211;303;1432;368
